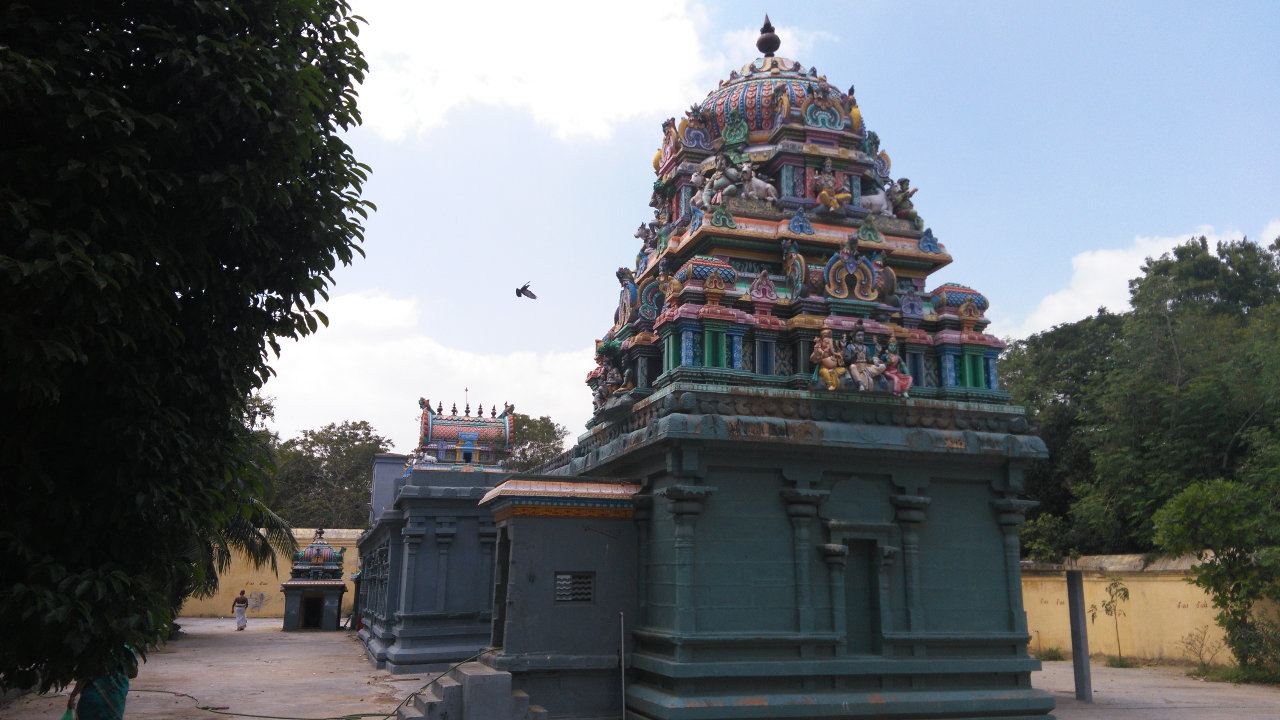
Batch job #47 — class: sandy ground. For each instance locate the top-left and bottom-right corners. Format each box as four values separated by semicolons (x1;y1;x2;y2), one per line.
3;618;430;720
6;618;1280;719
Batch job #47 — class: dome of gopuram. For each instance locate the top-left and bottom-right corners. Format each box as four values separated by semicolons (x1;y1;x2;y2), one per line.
696;17;858;139
699;56;856;137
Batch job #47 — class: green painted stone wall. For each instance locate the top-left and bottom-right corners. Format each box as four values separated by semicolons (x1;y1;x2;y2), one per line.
553;383;1055;719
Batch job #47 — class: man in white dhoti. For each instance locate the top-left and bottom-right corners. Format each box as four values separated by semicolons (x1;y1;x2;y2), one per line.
232;589;249;631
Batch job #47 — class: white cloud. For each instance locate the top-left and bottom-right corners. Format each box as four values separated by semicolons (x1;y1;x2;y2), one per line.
1261;219;1280;243
353;0;721;141
995;223;1278;340
263;290;595;451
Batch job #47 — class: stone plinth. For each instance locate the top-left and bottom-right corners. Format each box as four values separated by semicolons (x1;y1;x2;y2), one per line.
562;384;1053;720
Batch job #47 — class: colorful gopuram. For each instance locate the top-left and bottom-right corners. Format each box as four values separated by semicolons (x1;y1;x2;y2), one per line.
356;399;513;672
551;19;1049;720
589;23;1002;412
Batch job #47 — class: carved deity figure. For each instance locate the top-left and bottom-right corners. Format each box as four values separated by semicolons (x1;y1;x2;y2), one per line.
809;328;847;391
843;328;885;391
814;158;851;212
614;267;637;328
846;84;863;134
880;337;912;397
696;153;742;209
890;177;923;229
657;260;682;309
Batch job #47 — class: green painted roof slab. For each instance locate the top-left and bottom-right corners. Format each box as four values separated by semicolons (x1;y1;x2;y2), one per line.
568;382;1045;478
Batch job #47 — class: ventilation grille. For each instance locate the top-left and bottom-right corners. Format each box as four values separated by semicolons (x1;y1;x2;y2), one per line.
554;572;594;603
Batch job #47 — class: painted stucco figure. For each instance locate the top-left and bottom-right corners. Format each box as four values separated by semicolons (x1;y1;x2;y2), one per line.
890;177;924;230
843;327;885;391
696;153;742;209
740;163;778;203
814;158;851;212
809;328;847;390
881;336;913;397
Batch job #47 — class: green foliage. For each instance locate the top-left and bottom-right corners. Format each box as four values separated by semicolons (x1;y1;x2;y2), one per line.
1019;514;1073;563
1105;655;1138;668
182;397;297;601
1154;479;1280;668
1202;662;1280;685
1032;646;1067;661
1005;237;1280;557
267;421;393;529
506;413;570;472
1002;310;1124;523
0;2;369;692
1089;576;1130;661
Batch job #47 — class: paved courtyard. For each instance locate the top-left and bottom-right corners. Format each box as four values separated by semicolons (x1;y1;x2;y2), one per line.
5;617;1280;719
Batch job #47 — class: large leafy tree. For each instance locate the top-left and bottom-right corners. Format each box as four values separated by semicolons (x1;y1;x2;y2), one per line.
1001;310;1125;560
1083;238;1280;552
506;413;570;472
1004;237;1280;558
0;2;369;691
267;420;393;529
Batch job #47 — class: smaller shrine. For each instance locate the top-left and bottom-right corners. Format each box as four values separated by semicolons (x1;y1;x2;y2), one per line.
281;528;347;631
357;397;515;672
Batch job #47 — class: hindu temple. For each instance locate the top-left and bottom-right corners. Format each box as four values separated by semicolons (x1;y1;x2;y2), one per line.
281;529;347;631
356;399;514;672
378;18;1053;720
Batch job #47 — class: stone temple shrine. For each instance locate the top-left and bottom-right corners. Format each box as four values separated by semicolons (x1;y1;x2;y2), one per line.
281;529;347;631
357;400;513;671
364;18;1053;720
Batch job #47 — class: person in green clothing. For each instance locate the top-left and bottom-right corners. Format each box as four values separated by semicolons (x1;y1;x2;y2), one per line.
67;648;136;720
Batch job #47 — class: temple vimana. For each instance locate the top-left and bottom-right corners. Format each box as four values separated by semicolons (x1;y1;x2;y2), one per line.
356;18;1053;720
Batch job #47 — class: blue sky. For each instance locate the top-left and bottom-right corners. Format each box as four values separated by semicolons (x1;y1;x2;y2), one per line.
263;0;1280;450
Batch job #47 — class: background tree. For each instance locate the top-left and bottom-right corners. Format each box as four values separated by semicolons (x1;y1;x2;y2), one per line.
1005;236;1280;557
1154;476;1280;670
1082;238;1280;552
1005;236;1280;668
0;2;369;691
267;420;393;529
506;413;570;471
1001;310;1123;559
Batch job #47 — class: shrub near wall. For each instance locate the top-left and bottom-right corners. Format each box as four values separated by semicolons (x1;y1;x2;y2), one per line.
180;529;362;619
1021;555;1231;663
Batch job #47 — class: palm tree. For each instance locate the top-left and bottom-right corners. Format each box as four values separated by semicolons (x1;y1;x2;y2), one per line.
171;398;298;612
186;496;297;600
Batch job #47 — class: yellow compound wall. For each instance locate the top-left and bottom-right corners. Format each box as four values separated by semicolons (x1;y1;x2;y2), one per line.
179;528;362;620
1022;554;1234;663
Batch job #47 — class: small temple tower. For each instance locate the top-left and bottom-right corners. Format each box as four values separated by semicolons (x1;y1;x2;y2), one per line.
281;529;347;631
357;398;514;672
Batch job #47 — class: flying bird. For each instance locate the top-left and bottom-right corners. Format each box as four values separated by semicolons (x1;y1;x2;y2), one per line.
515;282;537;300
